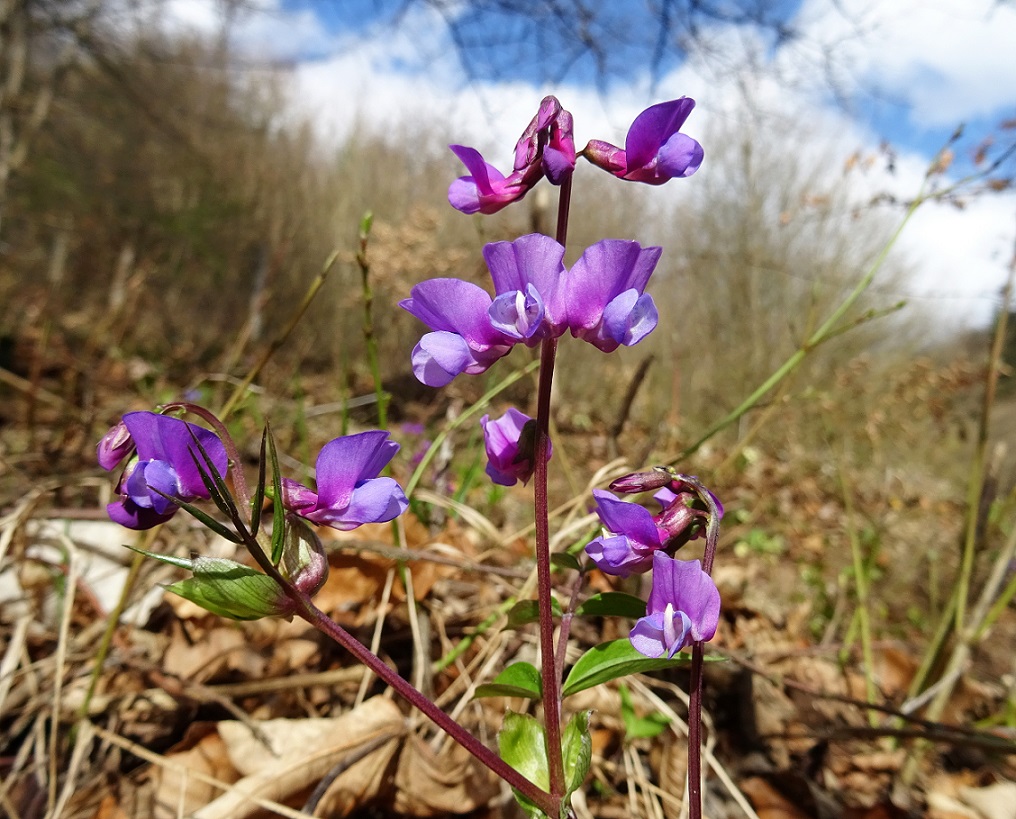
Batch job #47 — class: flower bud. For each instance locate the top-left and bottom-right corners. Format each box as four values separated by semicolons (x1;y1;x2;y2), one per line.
609;466;676;494
481;408;550;487
97;419;134;470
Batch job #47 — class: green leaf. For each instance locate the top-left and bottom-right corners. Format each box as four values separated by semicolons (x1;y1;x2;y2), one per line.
575;592;647;620
562;639;697;698
499;711;550;817
550;552;582;572
152;492;243;544
251;426;268;538
129;547;291;621
505;598;562;629
562;711;592;799
166;557;288;620
474;661;542;700
619;683;670;740
268;423;286;565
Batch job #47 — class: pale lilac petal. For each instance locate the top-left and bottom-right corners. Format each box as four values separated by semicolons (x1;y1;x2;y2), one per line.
489;284;545;340
128;460;178;514
630;607;694;658
313;431;398;510
482;234;568;330
336;477;409;529
565;241;661;333
585;534;656;577
595;291;658;350
122;412;227;497
658;133;704;178
629;612;668;658
481;408;545;486
411;333;507;386
624;98;695;169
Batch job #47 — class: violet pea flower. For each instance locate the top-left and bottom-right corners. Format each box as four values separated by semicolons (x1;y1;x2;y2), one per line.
565;239;663;353
630;553;720;658
583;98;703;184
449;96;576;215
481;408;550;486
584;489;668;577
100;411;228;530
399;278;515;388
281;430;408;530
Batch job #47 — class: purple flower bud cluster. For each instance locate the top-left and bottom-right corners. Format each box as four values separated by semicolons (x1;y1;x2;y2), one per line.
586;469;722;659
448;95;702;214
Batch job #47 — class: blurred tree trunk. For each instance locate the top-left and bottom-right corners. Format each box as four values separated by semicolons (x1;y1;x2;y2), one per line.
0;0;98;239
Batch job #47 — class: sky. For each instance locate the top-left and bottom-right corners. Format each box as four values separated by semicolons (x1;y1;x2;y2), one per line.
160;0;1016;328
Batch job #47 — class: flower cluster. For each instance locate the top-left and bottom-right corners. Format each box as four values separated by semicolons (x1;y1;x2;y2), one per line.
448;94;702;214
400;233;662;386
98;411;408;532
586;469;722;658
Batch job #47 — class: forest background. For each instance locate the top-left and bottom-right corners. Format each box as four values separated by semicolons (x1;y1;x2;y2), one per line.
2;1;1016;817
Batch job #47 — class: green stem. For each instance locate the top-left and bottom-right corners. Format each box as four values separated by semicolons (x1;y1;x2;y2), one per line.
671;187;927;464
356;212;388;428
220;248;338;419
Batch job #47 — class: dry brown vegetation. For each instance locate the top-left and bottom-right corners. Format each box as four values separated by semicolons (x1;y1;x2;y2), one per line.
2;10;1016;819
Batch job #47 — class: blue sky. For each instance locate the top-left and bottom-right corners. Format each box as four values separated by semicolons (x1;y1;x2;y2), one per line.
163;0;1016;327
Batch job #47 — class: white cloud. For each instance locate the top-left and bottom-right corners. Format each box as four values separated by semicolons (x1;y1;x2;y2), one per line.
792;0;1016;128
158;0;1016;328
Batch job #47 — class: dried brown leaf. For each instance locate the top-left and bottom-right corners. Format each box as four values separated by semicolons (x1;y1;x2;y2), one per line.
195;696;404;819
390;733;500;817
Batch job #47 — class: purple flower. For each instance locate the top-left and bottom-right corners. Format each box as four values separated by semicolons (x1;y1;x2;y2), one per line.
100;411;228;530
585;489;667;577
401;235;662;386
399;278;514;387
481;408;550;486
564;240;662;352
583;98;703;185
629;553;720;659
449;96;576;215
281;431;408;530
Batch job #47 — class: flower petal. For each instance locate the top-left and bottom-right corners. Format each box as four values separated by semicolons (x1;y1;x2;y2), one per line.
339;477;409;529
657;132;704;178
592;489;663;549
624;98;696;170
121;412;227;498
585;534;656;577
483;234;568;331
400;279;501;347
645;554;721;643
566;241;661;334
312;431;399;511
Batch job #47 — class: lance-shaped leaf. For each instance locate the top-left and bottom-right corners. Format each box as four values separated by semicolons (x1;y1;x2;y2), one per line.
474;661;542;700
562;638;720;698
268;424;286;565
575;592;647;619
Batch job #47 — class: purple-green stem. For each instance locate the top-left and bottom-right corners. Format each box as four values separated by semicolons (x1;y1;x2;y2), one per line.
530;174;575;809
687;494;721;819
240;517;560;817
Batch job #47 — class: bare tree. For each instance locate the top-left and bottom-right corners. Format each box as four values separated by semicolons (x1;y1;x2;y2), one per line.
0;0;101;239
